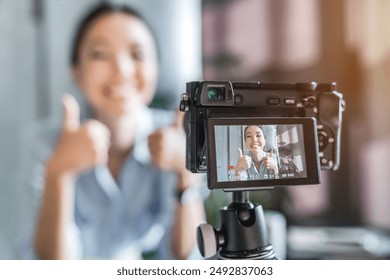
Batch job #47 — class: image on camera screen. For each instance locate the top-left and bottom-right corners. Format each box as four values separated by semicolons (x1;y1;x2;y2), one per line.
207;118;320;190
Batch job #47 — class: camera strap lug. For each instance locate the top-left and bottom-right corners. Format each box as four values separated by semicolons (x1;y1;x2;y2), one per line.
180;93;190;111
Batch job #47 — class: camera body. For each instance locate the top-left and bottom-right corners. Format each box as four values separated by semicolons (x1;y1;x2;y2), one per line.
180;81;345;175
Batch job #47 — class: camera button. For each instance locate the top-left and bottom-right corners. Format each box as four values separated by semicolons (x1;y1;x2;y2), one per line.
321;157;329;165
234;94;243;105
303;96;317;107
267;97;281;105
284;98;296;105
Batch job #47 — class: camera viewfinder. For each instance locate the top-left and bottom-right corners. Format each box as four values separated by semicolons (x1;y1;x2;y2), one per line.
207;86;225;101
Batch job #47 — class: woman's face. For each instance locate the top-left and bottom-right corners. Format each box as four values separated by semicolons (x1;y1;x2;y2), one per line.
73;12;158;120
245;126;266;152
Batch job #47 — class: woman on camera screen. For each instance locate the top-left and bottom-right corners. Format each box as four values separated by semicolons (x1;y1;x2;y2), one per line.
234;125;279;180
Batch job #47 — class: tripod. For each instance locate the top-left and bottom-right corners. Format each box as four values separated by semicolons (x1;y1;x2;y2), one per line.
197;191;276;259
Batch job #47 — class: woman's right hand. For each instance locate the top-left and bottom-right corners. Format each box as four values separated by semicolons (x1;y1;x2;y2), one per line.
46;94;111;177
234;148;252;174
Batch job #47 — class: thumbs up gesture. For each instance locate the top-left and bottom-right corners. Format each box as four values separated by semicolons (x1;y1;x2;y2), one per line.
47;94;111;176
148;110;187;175
234;148;253;174
262;150;278;174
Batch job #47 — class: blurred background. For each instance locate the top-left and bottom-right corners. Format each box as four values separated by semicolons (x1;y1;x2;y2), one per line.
1;0;390;259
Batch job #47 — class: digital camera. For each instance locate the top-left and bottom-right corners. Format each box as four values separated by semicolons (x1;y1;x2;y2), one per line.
179;81;345;191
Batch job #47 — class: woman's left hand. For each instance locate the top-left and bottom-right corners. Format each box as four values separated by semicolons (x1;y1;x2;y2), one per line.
148;111;187;174
262;151;279;174
148;111;197;190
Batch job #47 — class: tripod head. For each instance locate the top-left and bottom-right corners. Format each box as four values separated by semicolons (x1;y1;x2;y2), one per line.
197;191;276;259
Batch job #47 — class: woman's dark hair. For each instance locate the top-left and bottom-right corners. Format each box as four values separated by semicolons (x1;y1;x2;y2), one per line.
70;2;157;66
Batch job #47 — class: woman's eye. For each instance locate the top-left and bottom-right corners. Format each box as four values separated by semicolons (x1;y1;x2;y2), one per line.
90;50;109;60
131;48;145;61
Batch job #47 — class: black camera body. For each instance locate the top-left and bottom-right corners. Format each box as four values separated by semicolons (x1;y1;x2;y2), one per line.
180;81;345;175
182;81;345;258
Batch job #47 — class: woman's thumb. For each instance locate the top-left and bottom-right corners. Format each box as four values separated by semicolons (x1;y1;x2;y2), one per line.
62;94;80;131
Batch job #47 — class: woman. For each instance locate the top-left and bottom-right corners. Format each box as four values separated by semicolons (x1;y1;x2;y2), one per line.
234;125;279;180
33;3;204;260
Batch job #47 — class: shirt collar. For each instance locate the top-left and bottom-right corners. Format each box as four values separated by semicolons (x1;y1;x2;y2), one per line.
92;106;155;198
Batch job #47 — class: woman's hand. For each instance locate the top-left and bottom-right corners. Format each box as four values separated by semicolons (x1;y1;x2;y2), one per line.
262;150;279;174
234;148;253;176
148;111;186;173
148;111;197;190
47;94;111;177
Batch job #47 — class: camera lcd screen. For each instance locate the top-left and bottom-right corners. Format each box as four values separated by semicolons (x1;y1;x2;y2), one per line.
207;117;320;190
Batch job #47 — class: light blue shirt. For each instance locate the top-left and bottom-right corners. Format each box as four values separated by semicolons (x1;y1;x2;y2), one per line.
17;106;196;259
244;152;278;180
73;129;176;259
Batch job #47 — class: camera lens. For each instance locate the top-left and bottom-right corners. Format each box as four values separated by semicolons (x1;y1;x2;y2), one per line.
207;87;225;101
